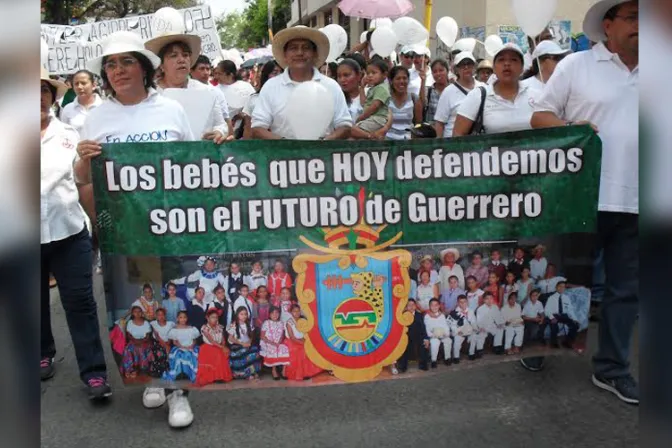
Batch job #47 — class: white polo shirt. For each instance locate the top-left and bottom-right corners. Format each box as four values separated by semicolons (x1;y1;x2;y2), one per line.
520;75;545;93
60;94;104;133
533;42;639;214
434;81;485;137
457;82;540;135
157;79;227;135
41;117;87;244
80;89;194;144
251;68;353;139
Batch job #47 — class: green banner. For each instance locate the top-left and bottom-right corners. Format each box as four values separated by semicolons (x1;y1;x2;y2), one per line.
92;126;601;256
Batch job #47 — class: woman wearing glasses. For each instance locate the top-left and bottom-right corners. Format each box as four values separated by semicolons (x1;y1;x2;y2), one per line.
521;40;571;92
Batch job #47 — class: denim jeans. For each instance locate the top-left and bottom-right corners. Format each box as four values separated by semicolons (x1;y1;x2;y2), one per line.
41;227;107;383
592;212;639;380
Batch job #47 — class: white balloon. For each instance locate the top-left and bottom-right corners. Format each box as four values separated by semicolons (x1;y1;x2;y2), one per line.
512;0;557;37
370;27;398;58
360;31;368;44
436;16;459;47
453;38;477;53
369;18;393;29
40;38;49;69
222;81;253;110
154;7;185;34
392;16;429;45
484;34;504;56
286;81;335;140
321;24;348;63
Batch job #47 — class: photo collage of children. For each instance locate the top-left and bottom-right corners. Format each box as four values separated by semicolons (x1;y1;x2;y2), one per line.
105;241;592;387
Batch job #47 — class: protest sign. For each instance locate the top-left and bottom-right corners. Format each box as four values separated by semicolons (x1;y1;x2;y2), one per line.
41;4;221;74
93;126;601;388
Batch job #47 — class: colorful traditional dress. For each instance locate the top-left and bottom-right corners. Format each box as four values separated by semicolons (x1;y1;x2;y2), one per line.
148;320;173;377
247;270;267;294
279;299;293;323
285;318;322;381
196;323;233;386
120;320;153;376
162;326;200;383
260;320;290;367
268;272;292;298
227;322;262;379
131;297;161;321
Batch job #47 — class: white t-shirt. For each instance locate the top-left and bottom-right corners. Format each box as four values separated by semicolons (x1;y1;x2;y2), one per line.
80;89;194;144
251;68;352;139
157;79;227;135
126;320;152;339
434;81;485;137
242;93;259;118
60;94;103;133
522;300;545;318
41;117;87;244
167;326;200;347
533;42;639;214
457;82;540;135
219;80;255;130
347;95;363;122
520;76;545;93
150;320;175;342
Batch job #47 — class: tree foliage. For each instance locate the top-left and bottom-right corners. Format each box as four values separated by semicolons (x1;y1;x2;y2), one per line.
42;0;199;25
216;0;291;50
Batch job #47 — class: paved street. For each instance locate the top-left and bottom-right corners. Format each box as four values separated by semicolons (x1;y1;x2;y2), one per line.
41;277;638;448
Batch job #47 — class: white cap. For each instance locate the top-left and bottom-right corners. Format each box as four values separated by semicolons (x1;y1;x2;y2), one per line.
400;45;413;55
531;40;570;59
583;0;631;43
410;43;430;57
454;51;476;66
493;42;525;61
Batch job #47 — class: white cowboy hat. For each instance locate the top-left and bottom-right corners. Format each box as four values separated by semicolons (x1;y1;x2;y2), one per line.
532;244;546;253
493;42;525;61
145;32;201;67
272;26;330;69
583;0;632;43
531;40;571;59
440;248;460;260
40;66;67;100
87;31;161;75
454;51;476;66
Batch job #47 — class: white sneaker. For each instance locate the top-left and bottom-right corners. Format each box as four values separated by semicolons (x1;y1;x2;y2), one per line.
391;366;399;375
167;390;193;428
142;387;166;409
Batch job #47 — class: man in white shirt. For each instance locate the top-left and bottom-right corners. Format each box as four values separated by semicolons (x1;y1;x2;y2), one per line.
522;289;546;344
475;292;505;355
544;282;579;349
408;45;434;97
501;293;524;354
251;26;352;140
530;0;639;405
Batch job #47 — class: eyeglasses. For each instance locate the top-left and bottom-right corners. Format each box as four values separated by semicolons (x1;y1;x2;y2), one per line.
103;57;139;72
614;14;638;24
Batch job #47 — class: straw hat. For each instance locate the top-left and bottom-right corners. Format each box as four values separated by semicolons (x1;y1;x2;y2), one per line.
40;66;67;100
532;244;546;253
87;31;161;75
477;59;493;71
583;0;631;43
420;255;434;263
440;248;460;260
145;32;201;67
272;26;330;69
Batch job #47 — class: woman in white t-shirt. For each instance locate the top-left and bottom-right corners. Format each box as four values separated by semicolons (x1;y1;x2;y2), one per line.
242;60;282;139
74;31;196;429
60;70;103;133
386;66;423;140
216;60;256;138
452;43;541;137
520;40;570;93
434;51;484;138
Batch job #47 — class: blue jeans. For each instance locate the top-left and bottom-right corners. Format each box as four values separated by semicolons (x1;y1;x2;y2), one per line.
592;212;638;380
41;227;107;383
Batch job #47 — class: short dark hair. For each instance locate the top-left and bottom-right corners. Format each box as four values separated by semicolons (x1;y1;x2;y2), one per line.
429;298;440;305
604;3;625;21
43;82;57;103
193;54;211;68
556;281;567;288
213;285;225;294
388;65;410;94
349;53;367;71
217;60;241;81
407;298;417;303
530;288;541;296
73;69;95;84
508;292;518;300
100;51;156;95
457;294;467;301
430;59;449;71
466;275;477;282
157;41;192;62
449;275;459;282
368;58;389;74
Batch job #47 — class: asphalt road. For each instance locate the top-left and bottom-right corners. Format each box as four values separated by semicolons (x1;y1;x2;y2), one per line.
41;277;639;448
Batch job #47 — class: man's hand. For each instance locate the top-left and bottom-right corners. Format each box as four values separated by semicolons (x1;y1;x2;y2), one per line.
77;140;102;160
203;130;226;145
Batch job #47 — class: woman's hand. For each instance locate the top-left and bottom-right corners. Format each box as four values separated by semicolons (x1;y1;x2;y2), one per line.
203;130;226;145
77;140;102;160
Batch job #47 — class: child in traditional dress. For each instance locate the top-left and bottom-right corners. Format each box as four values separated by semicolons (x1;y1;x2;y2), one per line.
247;261;267;295
502;293;524;354
515;266;535;305
121;306;154;378
502;271;518;304
196;308;233;386
484;272;502;308
260;306;291;380
424;298;452;367
448;295;477;362
278;287;294;322
268;260;292;298
255;285;271;328
162;311;200;383
416;270;438;312
227;307;262;380
163;281;186;323
475;292;505;356
233;284;256;324
148;308;172;377
465;275;484;312
285;304;323;380
131;283;161;322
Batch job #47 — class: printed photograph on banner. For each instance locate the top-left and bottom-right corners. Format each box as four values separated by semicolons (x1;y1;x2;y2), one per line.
93;126;601;389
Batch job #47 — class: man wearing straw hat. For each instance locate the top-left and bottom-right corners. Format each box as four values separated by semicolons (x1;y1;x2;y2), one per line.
530;0;639;405
251;26;352;140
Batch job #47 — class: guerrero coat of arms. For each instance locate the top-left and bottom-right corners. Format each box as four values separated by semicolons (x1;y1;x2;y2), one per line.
293;222;413;382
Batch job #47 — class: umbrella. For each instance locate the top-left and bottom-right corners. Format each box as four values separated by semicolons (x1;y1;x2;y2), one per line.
241;56;273;69
338;0;414;20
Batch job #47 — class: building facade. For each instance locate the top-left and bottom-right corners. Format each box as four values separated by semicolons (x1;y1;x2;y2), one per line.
289;0;599;58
